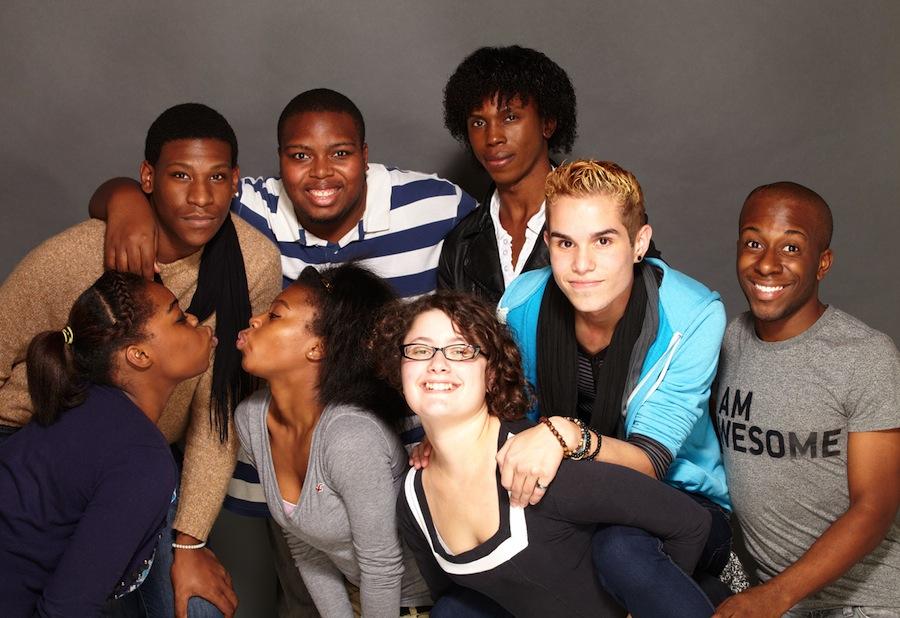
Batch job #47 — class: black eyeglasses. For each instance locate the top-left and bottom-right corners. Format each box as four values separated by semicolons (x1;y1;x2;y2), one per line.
400;343;482;362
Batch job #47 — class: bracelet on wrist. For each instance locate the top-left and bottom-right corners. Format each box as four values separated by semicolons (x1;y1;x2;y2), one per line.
539;416;571;457
586;430;602;461
565;417;592;460
172;540;207;550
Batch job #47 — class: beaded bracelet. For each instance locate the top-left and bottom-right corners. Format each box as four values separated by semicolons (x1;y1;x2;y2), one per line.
539;416;571;457
565;417;592;460
586;430;603;461
172;540;207;550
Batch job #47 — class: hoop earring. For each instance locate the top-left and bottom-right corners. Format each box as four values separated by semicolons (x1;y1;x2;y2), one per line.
636;255;643;263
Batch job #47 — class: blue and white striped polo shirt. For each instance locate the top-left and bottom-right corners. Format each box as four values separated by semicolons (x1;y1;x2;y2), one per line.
225;163;476;516
231;163;476;297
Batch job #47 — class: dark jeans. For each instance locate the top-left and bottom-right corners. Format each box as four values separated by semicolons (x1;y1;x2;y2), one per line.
592;492;732;618
430;586;513;618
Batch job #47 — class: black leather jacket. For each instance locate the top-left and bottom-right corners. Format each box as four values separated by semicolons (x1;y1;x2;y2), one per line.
437;185;549;307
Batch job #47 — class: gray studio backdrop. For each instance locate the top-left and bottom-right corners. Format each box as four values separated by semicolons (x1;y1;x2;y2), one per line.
2;1;898;615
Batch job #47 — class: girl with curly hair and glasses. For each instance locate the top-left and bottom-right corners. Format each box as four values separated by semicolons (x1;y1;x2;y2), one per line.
370;291;713;617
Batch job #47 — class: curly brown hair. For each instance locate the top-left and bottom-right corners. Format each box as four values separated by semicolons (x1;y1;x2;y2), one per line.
370;291;531;421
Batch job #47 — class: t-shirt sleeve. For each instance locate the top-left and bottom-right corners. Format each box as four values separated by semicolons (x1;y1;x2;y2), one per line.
36;447;174;616
454;187;478;224
546;460;711;575
396;490;454;599
323;413;405;616
845;332;900;432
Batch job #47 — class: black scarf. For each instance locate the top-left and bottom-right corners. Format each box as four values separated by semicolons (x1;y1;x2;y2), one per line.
536;265;648;437
159;214;253;442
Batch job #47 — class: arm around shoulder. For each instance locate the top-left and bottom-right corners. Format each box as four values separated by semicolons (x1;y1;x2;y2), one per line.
88;177;158;279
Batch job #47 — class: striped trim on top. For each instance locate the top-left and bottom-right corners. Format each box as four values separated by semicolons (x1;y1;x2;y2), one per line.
402;436;529;575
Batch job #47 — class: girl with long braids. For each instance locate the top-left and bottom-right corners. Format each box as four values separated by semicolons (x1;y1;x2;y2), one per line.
0;271;215;616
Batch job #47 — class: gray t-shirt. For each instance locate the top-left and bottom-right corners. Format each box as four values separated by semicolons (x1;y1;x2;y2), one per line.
716;307;900;610
234;389;431;617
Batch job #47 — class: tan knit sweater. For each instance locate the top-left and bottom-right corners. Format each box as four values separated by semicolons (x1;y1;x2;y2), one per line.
0;217;282;540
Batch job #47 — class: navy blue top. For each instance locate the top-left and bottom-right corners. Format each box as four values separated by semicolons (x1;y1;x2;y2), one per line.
0;384;177;617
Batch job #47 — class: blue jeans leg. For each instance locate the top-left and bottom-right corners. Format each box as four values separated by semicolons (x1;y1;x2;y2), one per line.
430;586;513;618
138;494;225;618
593;525;715;618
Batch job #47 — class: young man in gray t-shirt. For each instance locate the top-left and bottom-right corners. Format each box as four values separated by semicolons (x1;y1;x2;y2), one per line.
713;182;900;617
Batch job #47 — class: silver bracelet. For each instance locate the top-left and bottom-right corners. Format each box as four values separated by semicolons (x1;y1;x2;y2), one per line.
172;540;207;550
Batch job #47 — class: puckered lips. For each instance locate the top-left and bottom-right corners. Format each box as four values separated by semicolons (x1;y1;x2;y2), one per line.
236;329;250;352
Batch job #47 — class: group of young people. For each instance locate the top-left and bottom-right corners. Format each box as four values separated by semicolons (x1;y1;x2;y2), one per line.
0;44;896;618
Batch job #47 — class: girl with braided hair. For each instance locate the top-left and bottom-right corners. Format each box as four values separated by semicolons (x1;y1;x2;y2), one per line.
0;271;216;617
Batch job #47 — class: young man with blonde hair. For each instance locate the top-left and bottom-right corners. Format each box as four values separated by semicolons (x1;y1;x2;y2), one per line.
498;160;731;616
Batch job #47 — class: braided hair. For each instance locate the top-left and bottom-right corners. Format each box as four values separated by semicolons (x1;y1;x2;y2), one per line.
26;271;153;425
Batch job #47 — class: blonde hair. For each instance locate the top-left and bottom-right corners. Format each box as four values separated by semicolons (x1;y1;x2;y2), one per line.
545;160;647;243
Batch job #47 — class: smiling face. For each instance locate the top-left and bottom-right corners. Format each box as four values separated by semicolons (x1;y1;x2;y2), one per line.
546;193;650;321
237;285;321;380
737;192;832;341
400;309;489;422
278;111;368;242
467;95;554;189
140;282;216;381
141;138;238;263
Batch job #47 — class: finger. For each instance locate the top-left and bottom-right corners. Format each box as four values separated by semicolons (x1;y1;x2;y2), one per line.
409;445;423;469
126;244;143;276
528;481;548;505
104;241;117;271
497;440;515;490
205;586;238;618
154;260;161;274
174;592;188;618
115;246;130;274
508;468;533;508
140;245;155;281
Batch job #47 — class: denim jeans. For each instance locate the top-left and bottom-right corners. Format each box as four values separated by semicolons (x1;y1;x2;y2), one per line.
592;492;733;618
430;586;513;618
103;458;224;618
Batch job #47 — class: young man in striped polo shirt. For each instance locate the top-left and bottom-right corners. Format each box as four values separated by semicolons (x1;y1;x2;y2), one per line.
92;88;476;298
89;88;476;618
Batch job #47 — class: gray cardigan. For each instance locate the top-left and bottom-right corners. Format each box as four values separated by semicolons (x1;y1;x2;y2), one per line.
234;389;431;617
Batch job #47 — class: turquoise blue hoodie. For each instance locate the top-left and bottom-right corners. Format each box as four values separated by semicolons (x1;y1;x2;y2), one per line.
498;258;731;510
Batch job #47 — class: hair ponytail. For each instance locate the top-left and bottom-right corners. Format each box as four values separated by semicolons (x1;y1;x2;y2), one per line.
24;271;152;425
26;330;85;425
